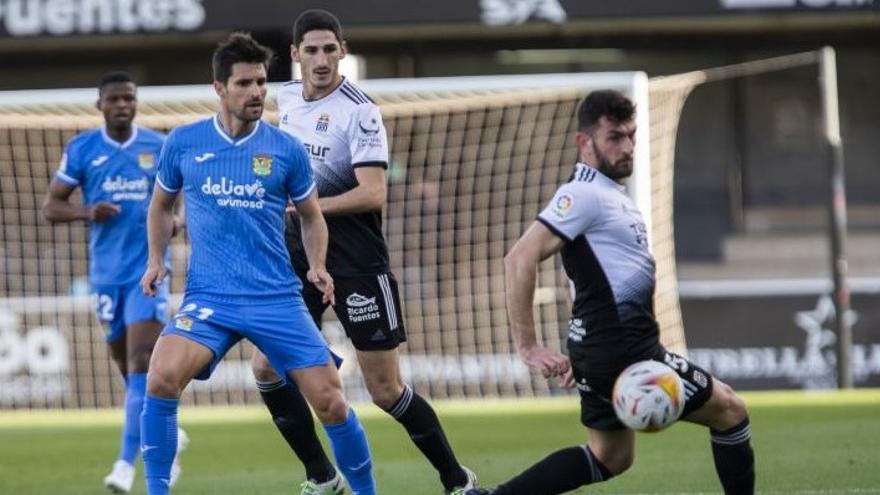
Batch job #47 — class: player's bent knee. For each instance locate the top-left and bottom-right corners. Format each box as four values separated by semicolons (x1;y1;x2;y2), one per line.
128;350;153;374
312;393;349;425
599;450;633;476
710;381;749;430
589;441;634;476
725;390;749;425
146;365;184;398
251;354;282;383
367;382;403;411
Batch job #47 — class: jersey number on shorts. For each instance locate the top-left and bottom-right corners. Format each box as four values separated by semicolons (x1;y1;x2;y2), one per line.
179;303;215;321
663;353;690;374
98;294;114;321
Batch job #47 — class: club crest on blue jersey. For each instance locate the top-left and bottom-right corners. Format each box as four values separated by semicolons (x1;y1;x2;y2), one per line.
252;154;272;176
174;316;193;331
316;112;330;133
138;152;155;170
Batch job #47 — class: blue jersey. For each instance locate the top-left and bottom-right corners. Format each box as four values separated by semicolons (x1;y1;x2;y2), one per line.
55;125;166;286
156;116;316;304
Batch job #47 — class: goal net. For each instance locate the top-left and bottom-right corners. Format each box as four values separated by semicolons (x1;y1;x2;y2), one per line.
0;71;686;408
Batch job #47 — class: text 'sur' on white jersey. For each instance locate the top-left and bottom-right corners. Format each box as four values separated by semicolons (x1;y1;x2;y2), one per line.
537;162;659;364
276;77;390;277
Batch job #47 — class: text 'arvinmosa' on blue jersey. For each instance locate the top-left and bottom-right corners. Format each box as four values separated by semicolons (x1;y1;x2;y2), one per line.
55;125;166;286
156;115;316;304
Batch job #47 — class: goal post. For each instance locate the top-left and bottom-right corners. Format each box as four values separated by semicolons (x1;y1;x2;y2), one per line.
0;71;675;408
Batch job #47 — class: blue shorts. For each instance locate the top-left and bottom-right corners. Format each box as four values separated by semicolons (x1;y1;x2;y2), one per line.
161;297;336;381
94;280;170;343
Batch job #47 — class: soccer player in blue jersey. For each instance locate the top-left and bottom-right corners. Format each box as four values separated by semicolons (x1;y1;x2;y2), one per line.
139;33;376;495
41;71;186;494
467;91;754;495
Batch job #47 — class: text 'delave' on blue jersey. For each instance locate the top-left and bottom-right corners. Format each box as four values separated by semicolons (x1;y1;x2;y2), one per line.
156;116;316;304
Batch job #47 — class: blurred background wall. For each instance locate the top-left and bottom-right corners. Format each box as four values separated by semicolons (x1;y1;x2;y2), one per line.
2;0;878;264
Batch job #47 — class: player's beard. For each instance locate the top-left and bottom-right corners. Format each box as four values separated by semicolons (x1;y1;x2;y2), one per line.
235;100;264;122
592;141;633;181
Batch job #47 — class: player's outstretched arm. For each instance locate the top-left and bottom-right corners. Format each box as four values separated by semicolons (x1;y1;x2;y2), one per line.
41;179;120;224
317;166;387;216
297;190;335;305
504;222;571;379
141;185;177;296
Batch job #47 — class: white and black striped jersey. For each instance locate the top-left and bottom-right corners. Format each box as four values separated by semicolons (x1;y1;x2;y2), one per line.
538;162;659;352
277;78;390;276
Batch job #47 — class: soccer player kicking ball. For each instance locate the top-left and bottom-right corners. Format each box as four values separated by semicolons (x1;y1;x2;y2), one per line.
139;33;375;495
248;9;477;495
467;90;755;495
42;71;186;493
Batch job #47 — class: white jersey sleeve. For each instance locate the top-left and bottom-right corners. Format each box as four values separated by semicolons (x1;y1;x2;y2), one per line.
348;103;388;167
537;181;602;242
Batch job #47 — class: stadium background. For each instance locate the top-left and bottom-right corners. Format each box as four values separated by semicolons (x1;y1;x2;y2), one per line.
1;0;879;409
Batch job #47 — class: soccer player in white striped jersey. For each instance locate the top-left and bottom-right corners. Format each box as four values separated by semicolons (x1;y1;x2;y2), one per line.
467;90;755;495
249;9;477;495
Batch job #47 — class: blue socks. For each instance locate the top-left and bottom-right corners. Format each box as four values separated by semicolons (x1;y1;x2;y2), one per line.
323;408;375;495
140;394;179;495
118;373;146;465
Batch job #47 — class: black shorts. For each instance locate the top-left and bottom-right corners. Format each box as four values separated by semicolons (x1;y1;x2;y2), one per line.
298;271;407;351
570;343;714;431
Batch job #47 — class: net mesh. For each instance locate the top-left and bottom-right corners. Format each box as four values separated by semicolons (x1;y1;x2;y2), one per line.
0;78;696;408
647;73;705;357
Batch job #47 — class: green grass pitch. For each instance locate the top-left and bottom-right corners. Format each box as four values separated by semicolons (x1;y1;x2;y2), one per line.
1;390;878;494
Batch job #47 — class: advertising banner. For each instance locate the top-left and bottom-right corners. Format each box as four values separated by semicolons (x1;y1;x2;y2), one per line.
1;0;876;38
682;282;880;390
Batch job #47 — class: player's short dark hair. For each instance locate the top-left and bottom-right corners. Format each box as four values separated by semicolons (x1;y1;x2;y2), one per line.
212;32;274;84
293;9;343;46
577;90;636;133
98;71;135;94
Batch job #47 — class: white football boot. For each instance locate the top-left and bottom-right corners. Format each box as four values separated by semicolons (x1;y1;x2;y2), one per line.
169;427;190;488
299;470;346;495
103;460;136;493
448;465;479;495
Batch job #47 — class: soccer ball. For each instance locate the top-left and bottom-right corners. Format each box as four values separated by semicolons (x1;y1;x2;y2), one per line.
612;360;685;432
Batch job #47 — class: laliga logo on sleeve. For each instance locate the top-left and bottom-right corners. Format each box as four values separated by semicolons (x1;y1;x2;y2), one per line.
551;193;574;218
